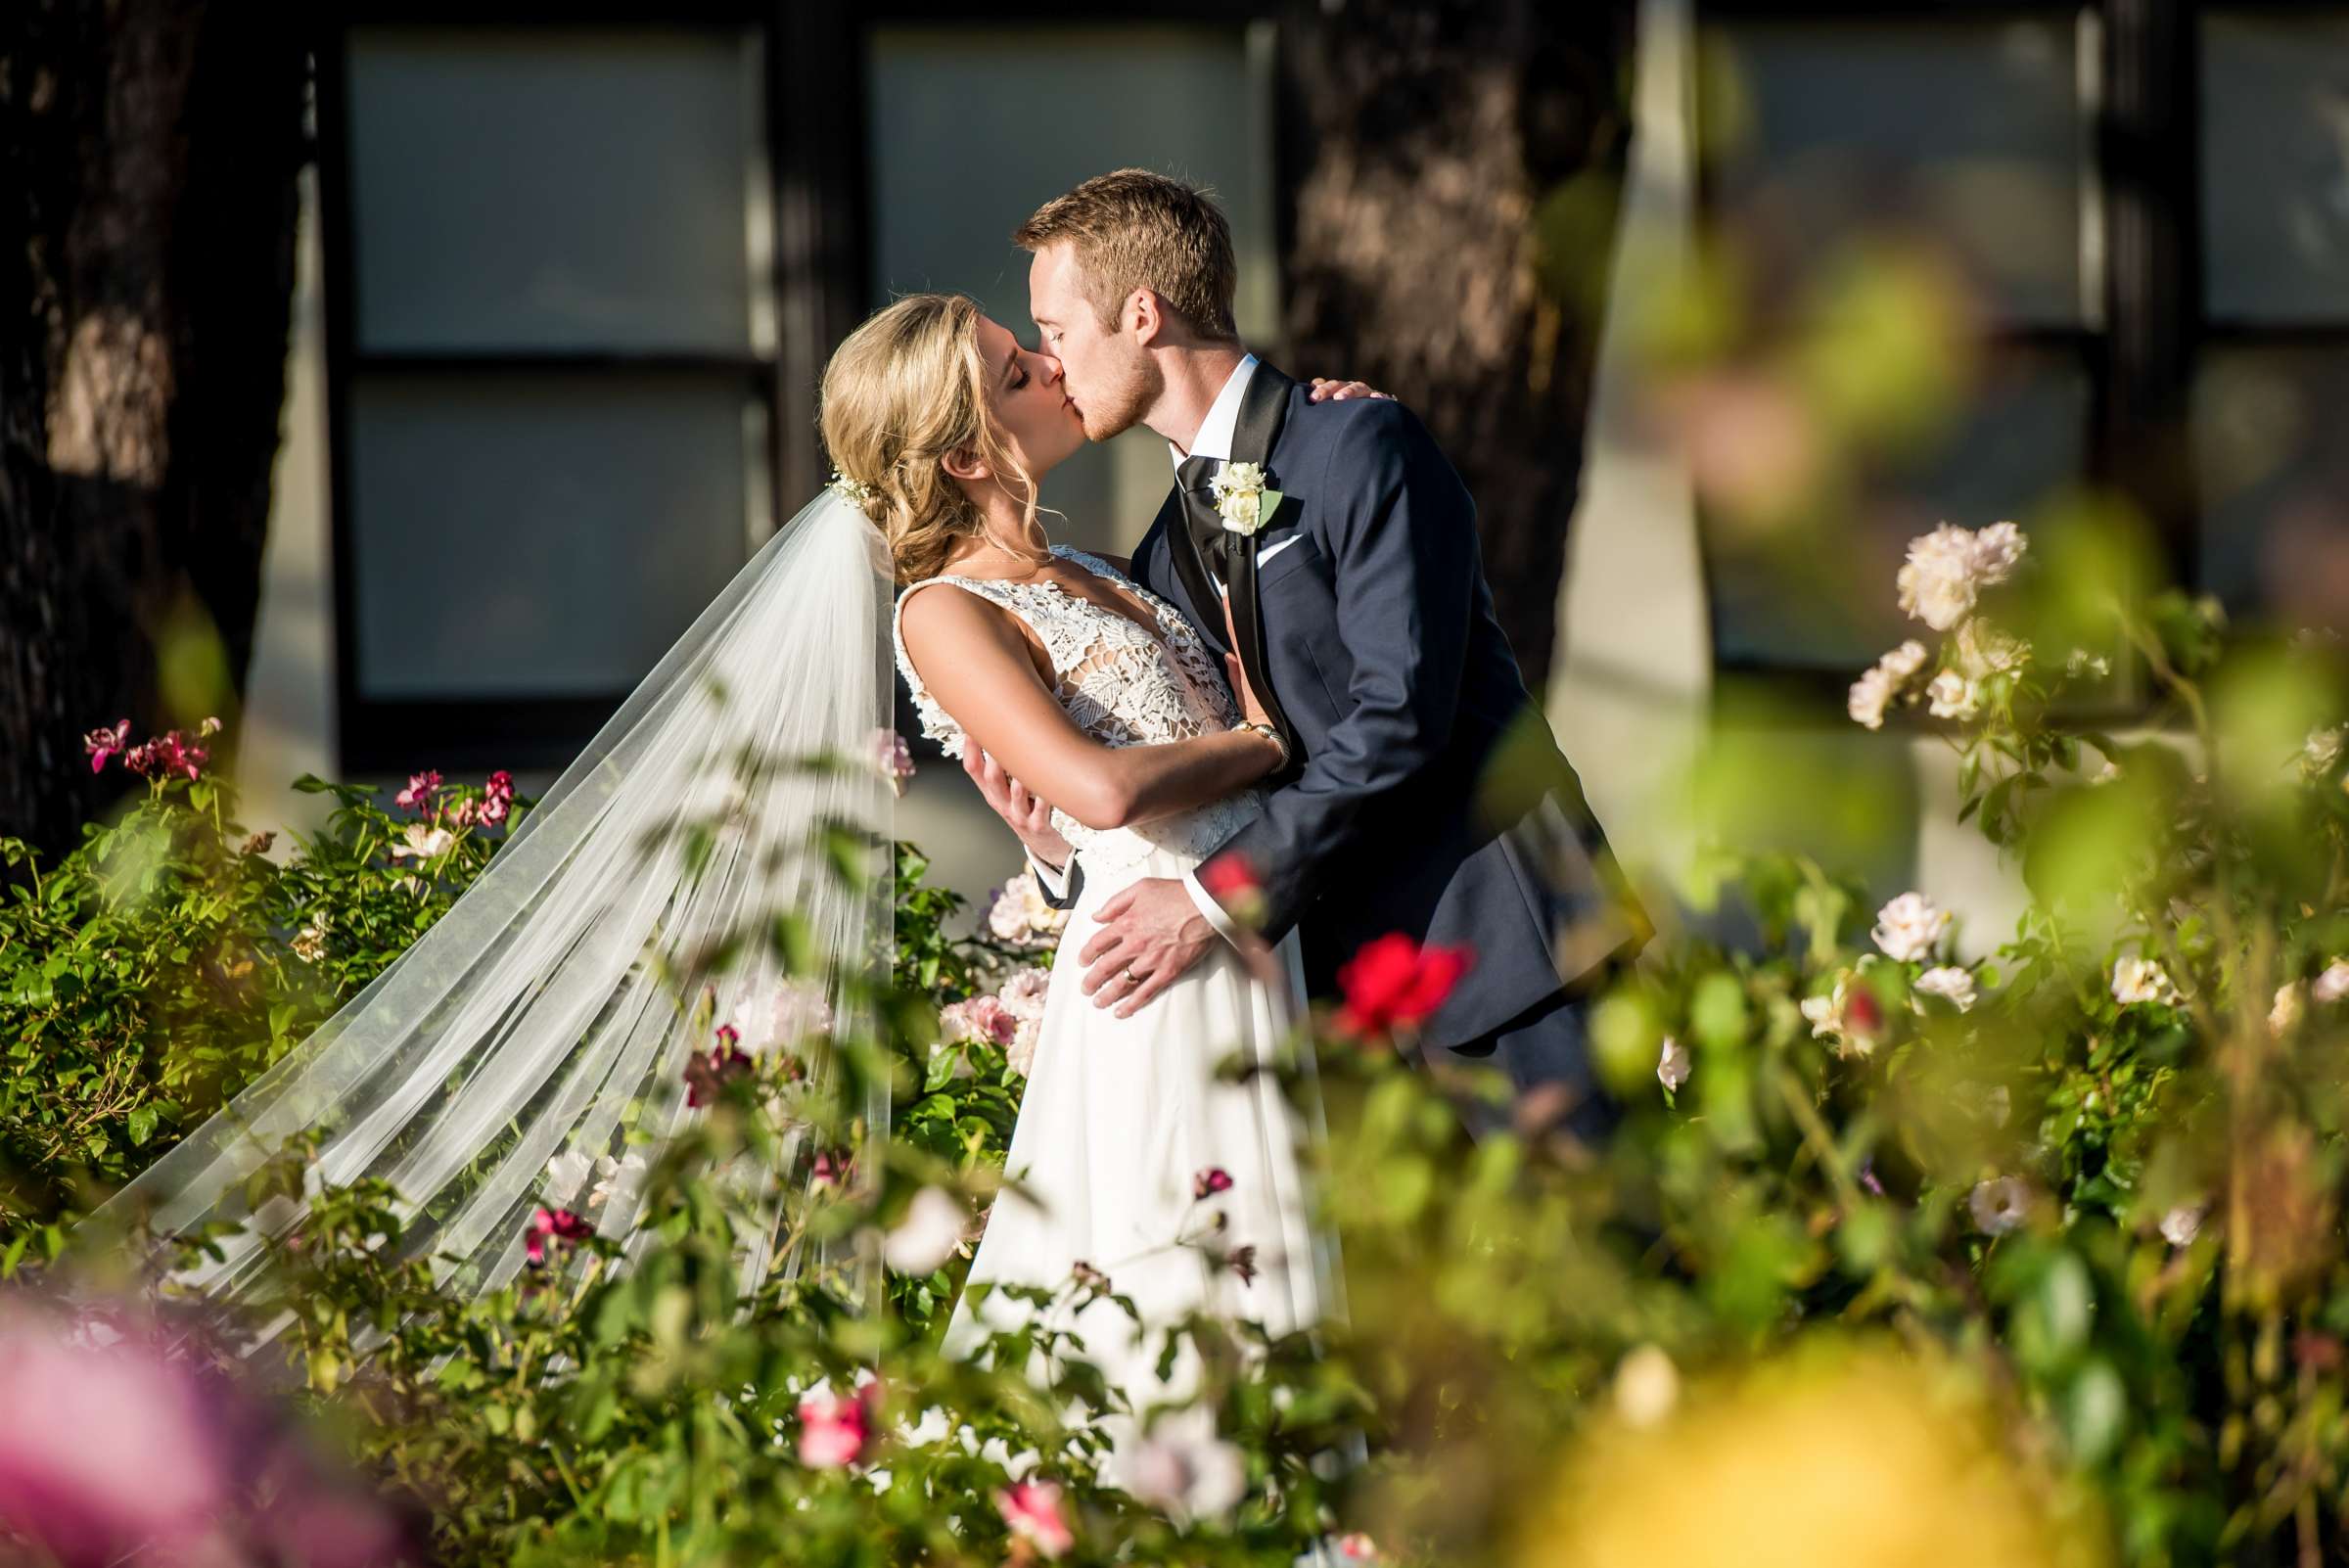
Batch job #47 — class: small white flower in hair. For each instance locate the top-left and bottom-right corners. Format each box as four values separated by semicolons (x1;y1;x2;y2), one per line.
829;470;876;506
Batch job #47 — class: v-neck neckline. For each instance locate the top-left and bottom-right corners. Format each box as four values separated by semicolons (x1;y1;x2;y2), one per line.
948;547;1181;656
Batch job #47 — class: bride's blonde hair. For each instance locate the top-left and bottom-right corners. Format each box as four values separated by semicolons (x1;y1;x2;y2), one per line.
819;293;1048;586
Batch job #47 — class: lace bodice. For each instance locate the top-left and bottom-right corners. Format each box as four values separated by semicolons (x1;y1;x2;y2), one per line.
893;545;1258;875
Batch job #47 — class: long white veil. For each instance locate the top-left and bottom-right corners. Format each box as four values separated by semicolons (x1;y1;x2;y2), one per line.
91;489;896;1321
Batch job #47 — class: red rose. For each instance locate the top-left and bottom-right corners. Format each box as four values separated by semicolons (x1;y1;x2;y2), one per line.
525;1206;593;1267
1845;986;1884;1038
1199;851;1268;929
1335;933;1474;1038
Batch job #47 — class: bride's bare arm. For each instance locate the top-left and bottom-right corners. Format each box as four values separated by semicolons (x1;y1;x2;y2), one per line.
898;583;1280;832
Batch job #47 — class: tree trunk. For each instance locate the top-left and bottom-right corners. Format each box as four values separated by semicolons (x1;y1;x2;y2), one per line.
1277;0;1635;691
0;1;306;858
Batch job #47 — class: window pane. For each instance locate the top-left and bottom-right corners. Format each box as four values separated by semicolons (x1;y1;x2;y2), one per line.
865;23;1276;561
1705;18;2086;327
2194;348;2349;623
349;374;758;698
2203;11;2349;323
1707;352;2091;669
347;25;764;354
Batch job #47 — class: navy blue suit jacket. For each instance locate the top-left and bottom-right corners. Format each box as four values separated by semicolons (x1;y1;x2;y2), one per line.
1133;362;1649;1050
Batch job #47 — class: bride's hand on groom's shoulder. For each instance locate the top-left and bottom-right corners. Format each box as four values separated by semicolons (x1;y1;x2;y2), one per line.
1307;377;1397;404
965;747;1074;870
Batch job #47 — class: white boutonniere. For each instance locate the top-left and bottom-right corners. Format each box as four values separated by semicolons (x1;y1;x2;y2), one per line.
1209;462;1283;537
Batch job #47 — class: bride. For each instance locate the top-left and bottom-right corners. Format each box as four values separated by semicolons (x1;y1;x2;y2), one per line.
91;286;1370;1487
829;292;1349;1481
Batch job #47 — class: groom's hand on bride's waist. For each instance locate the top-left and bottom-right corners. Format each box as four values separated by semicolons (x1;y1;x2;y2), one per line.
1080;877;1216;1017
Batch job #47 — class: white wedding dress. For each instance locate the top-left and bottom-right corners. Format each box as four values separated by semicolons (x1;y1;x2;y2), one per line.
893;544;1335;1488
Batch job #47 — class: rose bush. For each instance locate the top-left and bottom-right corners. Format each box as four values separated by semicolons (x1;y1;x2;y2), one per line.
0;734;521;1260
2;501;2345;1564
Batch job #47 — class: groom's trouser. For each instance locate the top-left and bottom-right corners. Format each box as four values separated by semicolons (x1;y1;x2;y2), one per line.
1439;986;1619;1144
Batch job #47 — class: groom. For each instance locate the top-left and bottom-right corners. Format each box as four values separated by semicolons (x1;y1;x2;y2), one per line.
977;168;1649;1128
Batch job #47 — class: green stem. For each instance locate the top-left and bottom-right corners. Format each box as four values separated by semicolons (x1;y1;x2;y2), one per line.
1773;1066;1864;1213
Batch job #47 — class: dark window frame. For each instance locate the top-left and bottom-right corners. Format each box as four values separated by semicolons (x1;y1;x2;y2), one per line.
1688;0;2205;713
317;3;867;774
318;2;1275;775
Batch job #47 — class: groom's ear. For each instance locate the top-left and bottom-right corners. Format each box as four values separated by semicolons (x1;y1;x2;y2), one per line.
1127;287;1167;348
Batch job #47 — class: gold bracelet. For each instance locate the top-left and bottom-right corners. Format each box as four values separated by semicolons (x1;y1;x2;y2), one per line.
1230;718;1288;770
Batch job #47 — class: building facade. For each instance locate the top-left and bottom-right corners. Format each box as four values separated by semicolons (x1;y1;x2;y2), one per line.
242;2;2349;935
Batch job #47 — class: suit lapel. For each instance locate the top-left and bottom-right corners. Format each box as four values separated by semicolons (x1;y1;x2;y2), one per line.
1223;364;1299;768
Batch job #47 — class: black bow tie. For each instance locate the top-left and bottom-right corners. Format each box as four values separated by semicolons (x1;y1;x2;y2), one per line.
1176;454;1228;579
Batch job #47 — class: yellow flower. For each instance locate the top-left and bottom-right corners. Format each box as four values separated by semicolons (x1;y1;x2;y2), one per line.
1521;1342;2095;1568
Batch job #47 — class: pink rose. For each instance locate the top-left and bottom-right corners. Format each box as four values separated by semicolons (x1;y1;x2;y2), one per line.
996;1479;1075;1558
81;719;129;774
524;1207;593;1268
796;1381;878;1469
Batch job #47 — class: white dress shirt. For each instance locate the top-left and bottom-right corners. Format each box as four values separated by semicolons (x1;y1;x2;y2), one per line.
1031;354;1264;945
1171;351;1260;497
1165;354;1262;946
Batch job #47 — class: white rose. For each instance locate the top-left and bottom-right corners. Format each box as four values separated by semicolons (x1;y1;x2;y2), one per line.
2272;982;2307;1037
2159;1204;2204;1249
1847;640;1930;731
999;965;1051;1019
1847;666;1897;731
1895;524;1983;630
742;978;833;1057
1871;892;1951;963
588;1150;647;1210
1925;669;1981;721
2111;955;2179;1007
1895;522;2029;631
1953;619;2029;679
986;881;1034;943
882;1187;967;1275
1209;461;1269;536
1913;966;1977;1012
545;1148;595;1196
1656;1037;1691;1092
1879;639;1930;681
1969;1176;2030;1236
2315;959;2349;1006
1004;1014;1041;1078
391;822;456;859
1969;521;2027;585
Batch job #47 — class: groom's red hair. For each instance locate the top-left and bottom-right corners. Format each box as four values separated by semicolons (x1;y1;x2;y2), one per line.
1013;168;1239;343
